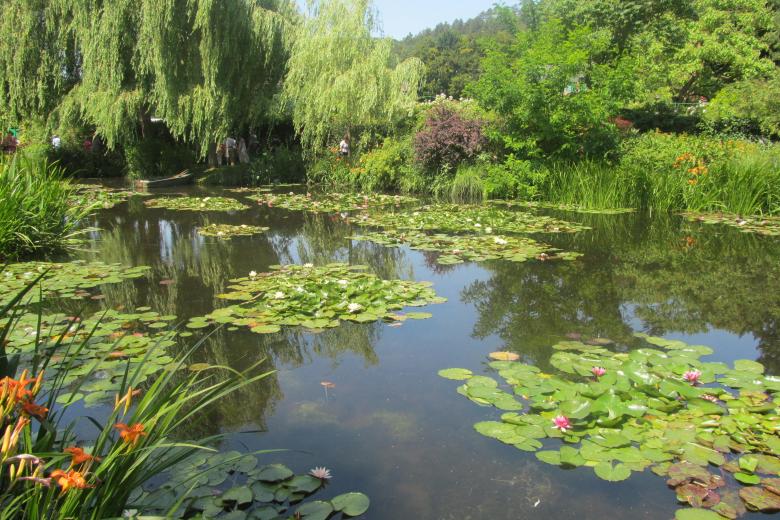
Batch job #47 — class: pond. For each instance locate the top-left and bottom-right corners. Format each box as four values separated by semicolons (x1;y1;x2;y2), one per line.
22;185;780;518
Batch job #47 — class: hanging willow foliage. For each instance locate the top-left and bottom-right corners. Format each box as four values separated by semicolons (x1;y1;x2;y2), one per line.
283;0;425;155
0;0;297;155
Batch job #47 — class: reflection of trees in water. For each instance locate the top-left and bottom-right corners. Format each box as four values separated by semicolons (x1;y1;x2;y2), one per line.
272;213;415;281
462;212;780;372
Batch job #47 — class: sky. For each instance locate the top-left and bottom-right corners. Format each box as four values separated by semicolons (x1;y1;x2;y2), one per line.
296;0;502;40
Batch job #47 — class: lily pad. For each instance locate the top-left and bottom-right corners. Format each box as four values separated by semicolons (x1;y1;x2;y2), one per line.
145;196;248;212
331;492;370;516
197;224;269;239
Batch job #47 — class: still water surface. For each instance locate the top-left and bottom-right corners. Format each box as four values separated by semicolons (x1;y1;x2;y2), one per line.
64;185;780;519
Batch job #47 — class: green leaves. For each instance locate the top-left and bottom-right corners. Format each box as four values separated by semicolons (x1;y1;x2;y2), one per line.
252;193;418;213
438;368;473;380
440;333;780;518
197;224;269;239
145;197;248;212
188;264;445;335
330;492;371;516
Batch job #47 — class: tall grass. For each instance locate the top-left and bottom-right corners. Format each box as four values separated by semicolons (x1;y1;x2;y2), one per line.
0;154;94;260
449;165;486;203
543;161;630;209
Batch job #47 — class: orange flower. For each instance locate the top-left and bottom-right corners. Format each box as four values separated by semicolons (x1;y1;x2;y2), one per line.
50;469;90;492
64;447;101;466
688;179;698;186
114;423;147;446
20;400;48;419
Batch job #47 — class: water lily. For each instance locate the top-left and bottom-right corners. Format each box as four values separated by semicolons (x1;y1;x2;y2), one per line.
273;291;285;299
337;279;349;286
249;271;258;279
304;263;314;268
701;394;718;403
591;367;606;378
683;369;702;385
347;303;363;313
552;415;572;433
309;467;332;480
486;227;493;234
493;237;508;246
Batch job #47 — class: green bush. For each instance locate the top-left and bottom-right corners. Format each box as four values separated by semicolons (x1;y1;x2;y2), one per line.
702;75;780;140
358;136;415;192
483;155;548;200
125;138;195;179
0;154;94;260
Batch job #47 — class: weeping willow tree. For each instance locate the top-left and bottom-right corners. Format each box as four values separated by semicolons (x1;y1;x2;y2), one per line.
283;0;425;155
0;0;296;158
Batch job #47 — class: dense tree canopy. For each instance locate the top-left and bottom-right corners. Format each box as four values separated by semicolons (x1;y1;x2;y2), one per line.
283;0;424;154
0;0;295;154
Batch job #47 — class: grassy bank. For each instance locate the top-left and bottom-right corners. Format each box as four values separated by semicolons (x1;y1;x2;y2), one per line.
0;155;94;260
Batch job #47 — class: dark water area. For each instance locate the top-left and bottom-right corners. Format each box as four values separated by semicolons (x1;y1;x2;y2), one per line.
57;185;780;519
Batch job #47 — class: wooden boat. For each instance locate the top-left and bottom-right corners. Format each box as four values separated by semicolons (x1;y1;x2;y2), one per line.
134;170;194;189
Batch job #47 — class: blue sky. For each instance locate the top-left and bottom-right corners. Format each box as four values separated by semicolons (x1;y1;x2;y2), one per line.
297;1;502;39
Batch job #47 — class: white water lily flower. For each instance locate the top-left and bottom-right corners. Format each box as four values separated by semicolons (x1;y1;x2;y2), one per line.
249;271;258;278
216;231;225;237
494;237;508;245
337;279;349;286
304;263;314;268
296;286;304;293
273;291;285;299
203;197;211;202
309;467;332;480
486;227;493;234
474;223;482;228
347;303;363;313
240;224;248;228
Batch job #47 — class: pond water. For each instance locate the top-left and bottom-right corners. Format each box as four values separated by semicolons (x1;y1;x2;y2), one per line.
53;185;780;518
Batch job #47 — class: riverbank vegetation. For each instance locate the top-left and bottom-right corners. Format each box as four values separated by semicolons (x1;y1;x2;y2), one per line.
2;0;779;216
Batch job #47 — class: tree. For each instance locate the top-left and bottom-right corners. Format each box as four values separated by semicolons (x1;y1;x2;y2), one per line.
470;20;638;160
0;0;295;159
282;0;424;155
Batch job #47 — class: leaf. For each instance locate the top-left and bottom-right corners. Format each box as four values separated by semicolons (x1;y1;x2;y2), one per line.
253;464;294;482
535;451;561;466
221;486;253;505
674;509;728;520
594;462;632;482
295;501;334;520
404;312;433;320
739;486;780;512
733;360;764;374
331;492;370;516
734;473;761;485
438;368;473;380
489;351;520;361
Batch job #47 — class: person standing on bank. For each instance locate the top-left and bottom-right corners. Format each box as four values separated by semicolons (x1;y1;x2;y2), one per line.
339;135;350;157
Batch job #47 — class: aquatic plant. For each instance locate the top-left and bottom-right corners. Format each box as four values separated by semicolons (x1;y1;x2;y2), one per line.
439;334;780;517
197;224;270;239
492;200;635;215
351;230;581;265
0;155;95;260
251;192;418;213
351;204;589;235
682;212;780;237
68;184;146;210
187;264;445;334
0;261;150;307
144;197;248;212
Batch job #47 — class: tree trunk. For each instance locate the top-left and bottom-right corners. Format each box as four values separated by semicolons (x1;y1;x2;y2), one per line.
207;142;218;168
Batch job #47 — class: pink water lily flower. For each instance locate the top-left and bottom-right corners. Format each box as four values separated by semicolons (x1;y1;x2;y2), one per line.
552;415;572;433
683;369;702;385
591;366;606;378
309;467;332;480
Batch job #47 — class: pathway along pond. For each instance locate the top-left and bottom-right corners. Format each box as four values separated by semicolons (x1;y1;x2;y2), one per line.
20;185;780;519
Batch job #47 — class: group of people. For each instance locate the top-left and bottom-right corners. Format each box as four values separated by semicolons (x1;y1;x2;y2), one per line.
217;135;254;166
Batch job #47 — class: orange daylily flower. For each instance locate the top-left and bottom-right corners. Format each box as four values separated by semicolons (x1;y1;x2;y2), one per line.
20;400;49;419
114;423;147;446
64;447;101;466
50;469;90;492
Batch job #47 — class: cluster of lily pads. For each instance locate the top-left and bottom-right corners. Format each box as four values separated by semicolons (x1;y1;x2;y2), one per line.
491;200;636;215
197;224;270;240
439;334;780;519
145;196;249;212
68;184;143;210
682;212;780;237
138;451;369;519
352;204;589;235
350;230;581;265
186;263;445;334
5;308;178;407
0;261;150;306
251;192;417;213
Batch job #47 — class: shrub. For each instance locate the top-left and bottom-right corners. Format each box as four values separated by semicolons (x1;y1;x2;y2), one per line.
414;104;485;172
483;155;548;200
702;75;780;140
0;154;94;260
358;136;415;192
